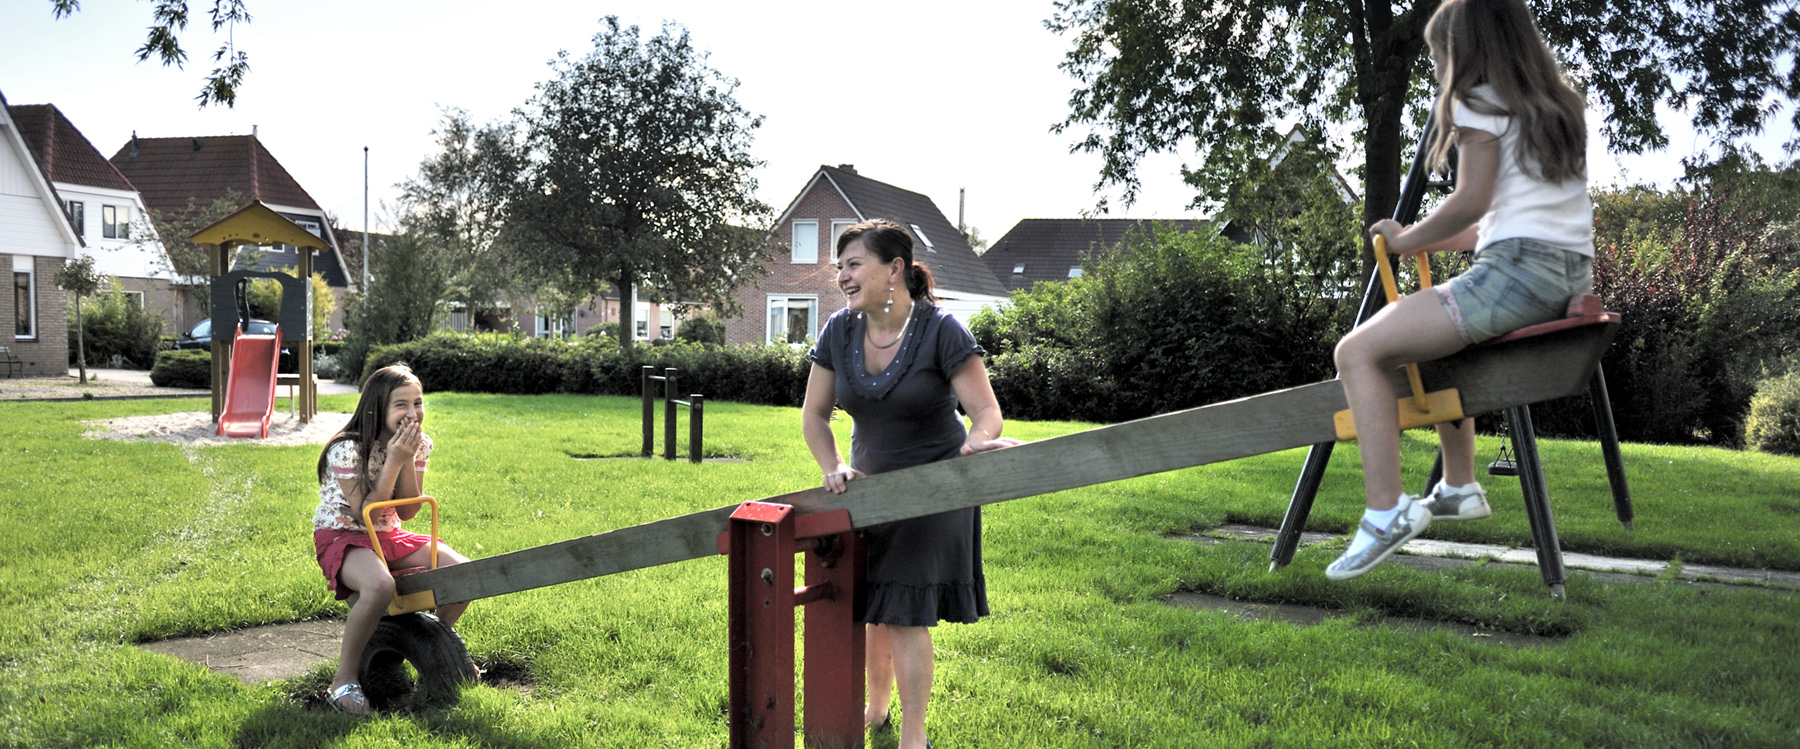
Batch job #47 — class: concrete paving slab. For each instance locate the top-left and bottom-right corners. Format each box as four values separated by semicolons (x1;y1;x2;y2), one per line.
141;620;344;684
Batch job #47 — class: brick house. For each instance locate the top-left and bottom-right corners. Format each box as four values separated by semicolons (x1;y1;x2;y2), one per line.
8;103;183;344
727;164;1008;346
0;90;77;377
110;133;354;334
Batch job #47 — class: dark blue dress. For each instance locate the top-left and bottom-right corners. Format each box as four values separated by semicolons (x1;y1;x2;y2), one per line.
809;302;989;626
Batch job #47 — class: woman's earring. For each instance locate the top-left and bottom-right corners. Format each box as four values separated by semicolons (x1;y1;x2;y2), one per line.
884;285;894;315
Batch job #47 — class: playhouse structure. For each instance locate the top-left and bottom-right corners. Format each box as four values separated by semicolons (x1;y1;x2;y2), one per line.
188;200;325;431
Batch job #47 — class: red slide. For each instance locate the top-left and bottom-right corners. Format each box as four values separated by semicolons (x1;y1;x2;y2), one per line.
217;325;281;439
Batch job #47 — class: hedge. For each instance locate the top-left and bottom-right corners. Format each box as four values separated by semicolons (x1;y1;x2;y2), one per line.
362;333;812;407
149;349;211;389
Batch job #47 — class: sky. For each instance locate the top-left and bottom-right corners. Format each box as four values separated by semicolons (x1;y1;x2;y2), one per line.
2;0;1793;244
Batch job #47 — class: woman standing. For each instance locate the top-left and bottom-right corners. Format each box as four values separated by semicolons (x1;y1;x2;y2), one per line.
802;219;1020;749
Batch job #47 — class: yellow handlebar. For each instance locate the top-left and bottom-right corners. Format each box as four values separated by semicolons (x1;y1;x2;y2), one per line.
1372;235;1433;411
361;496;439;571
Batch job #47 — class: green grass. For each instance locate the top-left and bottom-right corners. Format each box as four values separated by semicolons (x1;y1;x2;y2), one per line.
2;393;1798;747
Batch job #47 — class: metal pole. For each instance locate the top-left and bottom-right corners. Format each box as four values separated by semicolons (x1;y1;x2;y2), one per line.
1508;405;1567;597
1588;364;1634;529
664;368;678;461
690;395;704;464
641;366;655;457
362;146;369;291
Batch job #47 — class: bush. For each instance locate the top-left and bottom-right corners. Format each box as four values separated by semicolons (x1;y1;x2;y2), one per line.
150;349;211;388
361;332;812;406
676;314;726;345
313;350;345;381
1745;369;1800;456
972;225;1339;423
67;281;166;369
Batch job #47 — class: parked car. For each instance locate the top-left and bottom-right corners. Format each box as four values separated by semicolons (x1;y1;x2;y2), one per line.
176;318;298;372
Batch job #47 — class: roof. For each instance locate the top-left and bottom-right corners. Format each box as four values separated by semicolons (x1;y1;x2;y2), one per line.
982;218;1211;292
0;89;82;252
109;134;322;217
6;104;136;192
802;165;1009;298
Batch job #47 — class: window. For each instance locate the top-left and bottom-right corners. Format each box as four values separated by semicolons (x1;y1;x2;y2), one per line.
64;201;84;237
14;258;36;340
535;314;569;339
101;205;129;239
909;224;936;252
791;220;819;263
766;295;819;345
1012;263;1025;274
830;220;855;262
122;290;145;309
1068;267;1083;278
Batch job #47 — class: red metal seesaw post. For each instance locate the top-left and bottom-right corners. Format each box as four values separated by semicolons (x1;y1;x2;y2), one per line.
723;502;864;749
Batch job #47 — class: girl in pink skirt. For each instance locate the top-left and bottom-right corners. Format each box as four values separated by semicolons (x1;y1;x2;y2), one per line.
312;363;471;715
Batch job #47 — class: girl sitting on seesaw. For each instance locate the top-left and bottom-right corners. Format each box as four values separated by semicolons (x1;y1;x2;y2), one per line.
1328;0;1595;580
311;363;473;714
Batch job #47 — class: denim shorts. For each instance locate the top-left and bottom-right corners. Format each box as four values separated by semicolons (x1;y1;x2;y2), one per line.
1436;237;1593;344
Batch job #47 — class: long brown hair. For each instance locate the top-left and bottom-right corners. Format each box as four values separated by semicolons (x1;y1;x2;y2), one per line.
836;219;938;302
1424;0;1587;183
317;363;421;501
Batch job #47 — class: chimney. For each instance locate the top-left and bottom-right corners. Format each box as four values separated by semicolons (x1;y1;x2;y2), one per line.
128;131;139;159
837;164;856;175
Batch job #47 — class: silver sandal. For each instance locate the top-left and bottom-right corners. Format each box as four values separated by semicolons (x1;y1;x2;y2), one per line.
329;682;371;716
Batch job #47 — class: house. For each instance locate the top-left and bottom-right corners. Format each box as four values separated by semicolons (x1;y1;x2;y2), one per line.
0;90;79;376
728;164;1008;346
7;103;182;339
981;219;1212;293
982;127;1356;295
110;133;354;334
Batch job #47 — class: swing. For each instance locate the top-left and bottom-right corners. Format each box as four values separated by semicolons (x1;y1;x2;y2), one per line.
1488;440;1519;476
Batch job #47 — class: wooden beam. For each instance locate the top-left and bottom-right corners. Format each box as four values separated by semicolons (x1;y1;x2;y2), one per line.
400;321;1617;606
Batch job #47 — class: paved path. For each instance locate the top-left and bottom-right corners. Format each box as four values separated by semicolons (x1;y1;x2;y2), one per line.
1;368;356;402
143;523;1800;683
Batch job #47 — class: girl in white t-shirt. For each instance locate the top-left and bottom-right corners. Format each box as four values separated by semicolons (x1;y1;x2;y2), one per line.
1327;0;1594;581
311;363;473;714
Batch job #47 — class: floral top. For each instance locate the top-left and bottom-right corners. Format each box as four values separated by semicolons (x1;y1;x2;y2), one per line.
312;433;433;533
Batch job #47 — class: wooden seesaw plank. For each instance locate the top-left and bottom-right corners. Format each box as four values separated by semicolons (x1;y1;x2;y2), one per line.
400;320;1618;607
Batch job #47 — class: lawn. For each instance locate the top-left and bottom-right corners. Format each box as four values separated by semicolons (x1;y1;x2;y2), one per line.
2;392;1797;747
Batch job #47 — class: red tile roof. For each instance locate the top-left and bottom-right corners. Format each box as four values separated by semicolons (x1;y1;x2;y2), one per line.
6;103;137;192
108;134;321;218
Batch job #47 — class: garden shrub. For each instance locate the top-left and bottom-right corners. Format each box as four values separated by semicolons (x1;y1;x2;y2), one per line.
1745;369;1800;456
67;281;166;369
676;314;726;345
972;225;1339;423
363;333;812;407
150;349;211;388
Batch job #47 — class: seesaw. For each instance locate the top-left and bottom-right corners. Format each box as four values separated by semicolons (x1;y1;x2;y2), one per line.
365;300;1615;745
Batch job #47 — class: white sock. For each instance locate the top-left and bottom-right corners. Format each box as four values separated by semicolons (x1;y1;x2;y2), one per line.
1435;480;1478;497
1347;495;1409;556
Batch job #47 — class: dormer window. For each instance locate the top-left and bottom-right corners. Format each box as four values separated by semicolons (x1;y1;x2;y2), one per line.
1068;267;1083;279
1012;263;1025;274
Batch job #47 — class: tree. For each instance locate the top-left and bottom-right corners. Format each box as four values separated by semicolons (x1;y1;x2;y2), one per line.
508;17;772;351
398;109;526;324
1049;0;1800;252
337;226;451;382
55;255;102;383
48;0;253;107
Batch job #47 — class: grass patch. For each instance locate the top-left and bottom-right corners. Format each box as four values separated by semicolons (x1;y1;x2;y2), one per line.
2;393;1798;746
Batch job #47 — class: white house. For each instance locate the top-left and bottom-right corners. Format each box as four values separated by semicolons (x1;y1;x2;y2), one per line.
0;89;80;376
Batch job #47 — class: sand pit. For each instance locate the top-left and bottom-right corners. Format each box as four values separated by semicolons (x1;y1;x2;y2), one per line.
83;411;351;446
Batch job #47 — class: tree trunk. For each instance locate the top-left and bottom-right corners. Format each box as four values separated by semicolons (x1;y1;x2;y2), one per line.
616;269;635;353
75;296;87;384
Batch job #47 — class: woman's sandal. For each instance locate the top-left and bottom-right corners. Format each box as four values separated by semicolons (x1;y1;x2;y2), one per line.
329;683;371;716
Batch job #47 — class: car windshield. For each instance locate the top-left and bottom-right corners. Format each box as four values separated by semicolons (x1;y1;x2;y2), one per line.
189;319;211;338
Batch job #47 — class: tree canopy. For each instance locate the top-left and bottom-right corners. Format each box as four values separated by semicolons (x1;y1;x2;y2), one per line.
1049;0;1800;230
50;0;252;107
506;17;772;350
398;109;524;321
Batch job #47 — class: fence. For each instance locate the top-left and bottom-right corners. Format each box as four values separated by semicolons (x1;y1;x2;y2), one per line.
641;366;704;463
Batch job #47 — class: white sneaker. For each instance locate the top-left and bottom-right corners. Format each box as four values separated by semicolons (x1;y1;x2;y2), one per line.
1325;496;1432;581
1422;480;1492;521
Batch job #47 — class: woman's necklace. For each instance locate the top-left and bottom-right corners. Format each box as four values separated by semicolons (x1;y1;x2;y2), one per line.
865;307;911;350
